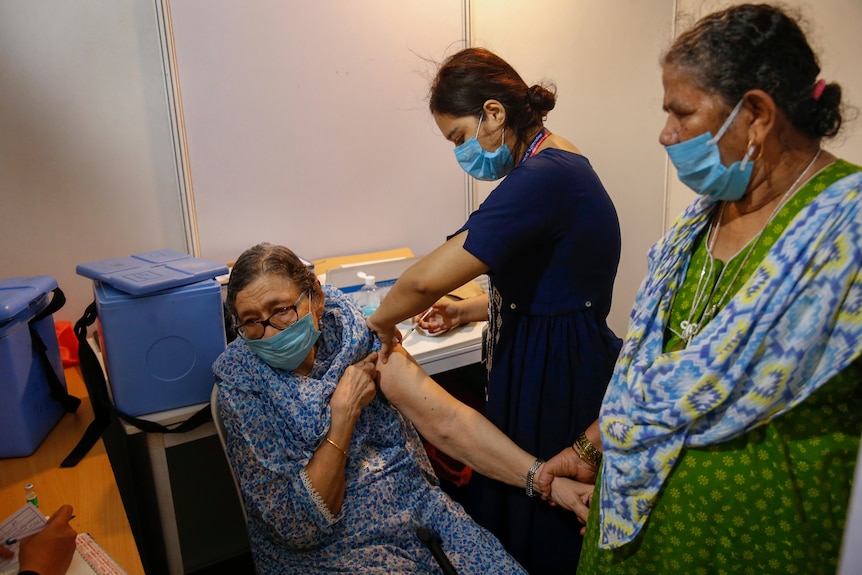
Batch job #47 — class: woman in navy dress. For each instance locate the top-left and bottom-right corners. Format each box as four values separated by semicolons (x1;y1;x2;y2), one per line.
368;47;622;574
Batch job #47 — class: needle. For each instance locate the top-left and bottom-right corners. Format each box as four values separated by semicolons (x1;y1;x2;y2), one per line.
402;308;434;341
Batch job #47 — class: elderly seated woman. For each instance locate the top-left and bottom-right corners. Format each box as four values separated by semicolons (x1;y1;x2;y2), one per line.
213;243;582;574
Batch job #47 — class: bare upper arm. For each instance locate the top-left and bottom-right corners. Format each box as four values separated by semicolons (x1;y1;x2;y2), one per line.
376;346;465;442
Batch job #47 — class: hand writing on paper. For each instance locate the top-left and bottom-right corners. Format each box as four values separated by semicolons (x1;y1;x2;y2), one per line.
18;505;77;575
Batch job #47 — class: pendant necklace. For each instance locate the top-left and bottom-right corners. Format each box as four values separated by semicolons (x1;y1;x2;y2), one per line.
677;149;822;346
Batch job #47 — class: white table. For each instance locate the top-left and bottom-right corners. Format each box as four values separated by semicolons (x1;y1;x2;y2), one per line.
109;321;485;574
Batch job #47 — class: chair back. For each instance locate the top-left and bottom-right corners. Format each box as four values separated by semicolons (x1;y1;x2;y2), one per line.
211;384;248;523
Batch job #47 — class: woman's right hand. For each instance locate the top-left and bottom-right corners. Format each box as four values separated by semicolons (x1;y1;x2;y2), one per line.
329;352;378;423
366;317;402;363
535;444;598;497
17;505;77;575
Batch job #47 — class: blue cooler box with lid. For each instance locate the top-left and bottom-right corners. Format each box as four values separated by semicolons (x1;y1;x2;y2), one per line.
0;275;68;458
77;249;229;417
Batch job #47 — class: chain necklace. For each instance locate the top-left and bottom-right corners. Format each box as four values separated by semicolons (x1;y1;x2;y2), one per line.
677;149;822;346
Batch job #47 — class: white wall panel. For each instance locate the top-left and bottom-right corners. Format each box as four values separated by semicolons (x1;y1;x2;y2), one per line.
166;0;466;266
0;1;186;322
471;0;675;335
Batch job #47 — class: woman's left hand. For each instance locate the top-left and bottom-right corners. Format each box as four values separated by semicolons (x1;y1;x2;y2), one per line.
330;352;379;424
546;477;594;534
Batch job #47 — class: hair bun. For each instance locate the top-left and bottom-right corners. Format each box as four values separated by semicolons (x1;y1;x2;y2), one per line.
527;84;557;115
791;83;843;138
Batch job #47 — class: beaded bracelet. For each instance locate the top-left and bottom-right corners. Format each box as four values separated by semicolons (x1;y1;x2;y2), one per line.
325;437;349;457
525;458;545;497
572;433;602;468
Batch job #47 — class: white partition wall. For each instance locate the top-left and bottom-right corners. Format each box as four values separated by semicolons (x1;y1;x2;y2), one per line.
164;0;468;267
470;0;674;335
0;1;187;322
163;0;675;335
3;0;859;332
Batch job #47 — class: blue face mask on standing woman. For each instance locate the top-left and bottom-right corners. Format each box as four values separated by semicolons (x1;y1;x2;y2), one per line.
453;114;514;181
245;312;321;371
666;99;755;201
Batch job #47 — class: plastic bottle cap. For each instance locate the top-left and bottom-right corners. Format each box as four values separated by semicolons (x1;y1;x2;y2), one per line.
364;275;376;286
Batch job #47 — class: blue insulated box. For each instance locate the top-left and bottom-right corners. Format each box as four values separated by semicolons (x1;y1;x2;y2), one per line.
0;275;67;458
95;279;226;416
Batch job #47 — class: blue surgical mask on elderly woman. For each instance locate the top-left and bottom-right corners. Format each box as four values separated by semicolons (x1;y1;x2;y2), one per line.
453;114;514;181
666;99;756;201
245;312;321;371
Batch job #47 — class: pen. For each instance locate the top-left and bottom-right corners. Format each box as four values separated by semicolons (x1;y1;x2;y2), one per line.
402;308;435;341
5;527;43;546
4;516;75;545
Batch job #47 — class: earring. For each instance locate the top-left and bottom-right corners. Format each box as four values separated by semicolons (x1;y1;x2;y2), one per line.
747;139;765;162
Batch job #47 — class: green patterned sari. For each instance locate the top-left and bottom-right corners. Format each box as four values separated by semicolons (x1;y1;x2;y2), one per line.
579;160;862;575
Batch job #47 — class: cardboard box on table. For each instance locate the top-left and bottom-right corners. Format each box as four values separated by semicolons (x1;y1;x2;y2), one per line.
0;275;67;458
77;249;228;417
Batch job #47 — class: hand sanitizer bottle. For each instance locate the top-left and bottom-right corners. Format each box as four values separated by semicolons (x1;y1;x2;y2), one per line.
359;274;379;317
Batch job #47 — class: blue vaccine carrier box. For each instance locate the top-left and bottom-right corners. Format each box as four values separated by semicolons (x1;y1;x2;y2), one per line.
0;275;67;458
77;250;228;417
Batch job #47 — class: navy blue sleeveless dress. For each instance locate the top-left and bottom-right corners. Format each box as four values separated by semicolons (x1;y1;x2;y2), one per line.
451;149;622;574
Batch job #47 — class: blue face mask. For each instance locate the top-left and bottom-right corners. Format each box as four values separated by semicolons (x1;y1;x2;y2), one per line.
666;99;755;201
453;114;514;181
244;312;321;371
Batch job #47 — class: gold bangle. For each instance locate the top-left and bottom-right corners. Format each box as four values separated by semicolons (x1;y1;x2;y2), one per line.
572;433;602;468
324;437;349;457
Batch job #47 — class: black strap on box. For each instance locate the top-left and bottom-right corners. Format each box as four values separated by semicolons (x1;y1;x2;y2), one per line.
28;287;82;414
62;301;212;468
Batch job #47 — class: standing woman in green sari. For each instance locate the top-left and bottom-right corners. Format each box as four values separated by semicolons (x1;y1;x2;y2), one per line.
537;4;862;573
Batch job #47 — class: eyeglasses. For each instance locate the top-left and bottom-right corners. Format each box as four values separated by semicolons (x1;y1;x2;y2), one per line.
236;290;308;341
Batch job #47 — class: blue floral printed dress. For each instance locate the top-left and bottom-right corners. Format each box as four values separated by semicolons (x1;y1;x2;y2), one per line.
213;285;525;574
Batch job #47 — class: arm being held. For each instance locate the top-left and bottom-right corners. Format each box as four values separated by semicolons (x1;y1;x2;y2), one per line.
377;346;540;492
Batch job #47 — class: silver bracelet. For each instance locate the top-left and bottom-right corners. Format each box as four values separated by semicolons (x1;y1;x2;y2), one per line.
525;458;545;497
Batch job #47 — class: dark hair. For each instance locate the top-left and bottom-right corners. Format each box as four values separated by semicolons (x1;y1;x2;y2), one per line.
226;243;317;320
663;3;843;139
429;47;557;146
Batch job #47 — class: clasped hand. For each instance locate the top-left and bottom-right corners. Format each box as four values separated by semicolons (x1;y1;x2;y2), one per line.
536;447;599;534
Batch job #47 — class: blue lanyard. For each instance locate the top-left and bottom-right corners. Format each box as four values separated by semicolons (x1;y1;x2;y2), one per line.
520;128;551;164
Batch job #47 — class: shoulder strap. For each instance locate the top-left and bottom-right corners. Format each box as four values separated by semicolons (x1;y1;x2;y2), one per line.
62;301;212;468
28;287;81;414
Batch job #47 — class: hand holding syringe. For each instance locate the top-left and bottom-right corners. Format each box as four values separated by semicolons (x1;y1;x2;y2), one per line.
402;308;435;340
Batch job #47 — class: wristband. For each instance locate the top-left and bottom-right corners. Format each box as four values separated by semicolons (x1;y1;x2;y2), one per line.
525;458;545;497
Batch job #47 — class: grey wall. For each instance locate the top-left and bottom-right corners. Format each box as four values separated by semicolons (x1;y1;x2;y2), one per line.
470;0;674;335
2;0;860;338
165;0;468;268
1;1;187;323
164;0;674;336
